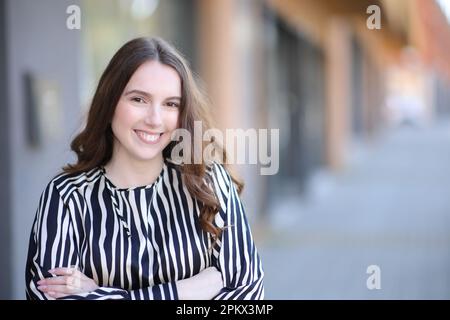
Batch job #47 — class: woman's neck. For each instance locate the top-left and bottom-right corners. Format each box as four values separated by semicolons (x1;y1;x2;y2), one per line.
104;148;164;189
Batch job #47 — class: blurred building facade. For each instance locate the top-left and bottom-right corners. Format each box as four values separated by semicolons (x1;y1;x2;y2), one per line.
1;0;449;299
196;0;450;221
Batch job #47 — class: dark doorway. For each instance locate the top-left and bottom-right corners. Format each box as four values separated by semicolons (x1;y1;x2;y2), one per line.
268;17;326;200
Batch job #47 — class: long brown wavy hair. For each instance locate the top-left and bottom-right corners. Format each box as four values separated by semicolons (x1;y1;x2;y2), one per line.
63;37;243;243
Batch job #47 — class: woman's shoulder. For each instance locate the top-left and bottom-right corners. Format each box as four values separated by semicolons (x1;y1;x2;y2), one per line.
207;162;231;182
165;160;233;191
42;167;102;203
206;162;236;198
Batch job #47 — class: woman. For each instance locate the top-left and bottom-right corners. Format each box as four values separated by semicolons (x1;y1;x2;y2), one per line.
25;37;264;300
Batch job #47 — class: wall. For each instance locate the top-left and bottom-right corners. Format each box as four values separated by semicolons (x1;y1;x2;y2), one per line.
6;0;81;299
0;0;12;299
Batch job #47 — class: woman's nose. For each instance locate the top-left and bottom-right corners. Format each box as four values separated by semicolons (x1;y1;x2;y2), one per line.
144;104;162;127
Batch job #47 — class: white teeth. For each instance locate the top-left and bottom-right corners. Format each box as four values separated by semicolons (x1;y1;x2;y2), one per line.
136;130;161;143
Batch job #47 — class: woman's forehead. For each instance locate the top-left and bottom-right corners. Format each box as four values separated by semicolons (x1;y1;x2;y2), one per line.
126;60;181;97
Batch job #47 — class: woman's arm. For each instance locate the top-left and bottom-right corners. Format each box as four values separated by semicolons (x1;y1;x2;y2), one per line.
176;267;223;300
36;266;223;300
209;164;265;300
26;181;129;300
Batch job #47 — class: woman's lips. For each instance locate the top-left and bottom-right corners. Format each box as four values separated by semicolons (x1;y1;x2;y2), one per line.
134;130;163;144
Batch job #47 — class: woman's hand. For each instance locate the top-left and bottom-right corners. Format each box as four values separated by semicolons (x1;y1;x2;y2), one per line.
176;266;224;300
37;267;99;299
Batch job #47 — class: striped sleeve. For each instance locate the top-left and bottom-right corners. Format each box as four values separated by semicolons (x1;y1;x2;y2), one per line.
210;164;265;300
59;283;178;300
25;180;179;300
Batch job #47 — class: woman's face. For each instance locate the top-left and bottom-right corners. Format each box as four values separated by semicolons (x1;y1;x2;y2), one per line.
111;60;181;163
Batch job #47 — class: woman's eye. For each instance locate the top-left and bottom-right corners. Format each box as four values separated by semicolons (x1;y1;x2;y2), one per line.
132;97;145;103
166;102;179;108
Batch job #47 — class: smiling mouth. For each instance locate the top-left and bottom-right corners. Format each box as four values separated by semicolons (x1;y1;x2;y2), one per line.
134;130;163;144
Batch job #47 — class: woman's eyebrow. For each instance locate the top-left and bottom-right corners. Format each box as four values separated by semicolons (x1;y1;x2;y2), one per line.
124;89;150;97
124;89;181;100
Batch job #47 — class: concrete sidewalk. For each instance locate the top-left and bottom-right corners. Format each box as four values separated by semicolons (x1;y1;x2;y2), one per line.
258;122;450;299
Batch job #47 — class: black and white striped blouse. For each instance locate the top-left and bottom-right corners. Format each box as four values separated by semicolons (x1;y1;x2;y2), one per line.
25;161;264;300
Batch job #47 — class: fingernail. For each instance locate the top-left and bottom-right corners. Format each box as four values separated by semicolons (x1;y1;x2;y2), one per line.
37;285;46;290
37;280;43;285
48;269;54;273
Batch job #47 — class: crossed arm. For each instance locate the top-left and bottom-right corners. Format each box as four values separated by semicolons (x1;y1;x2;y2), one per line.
36;266;223;300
